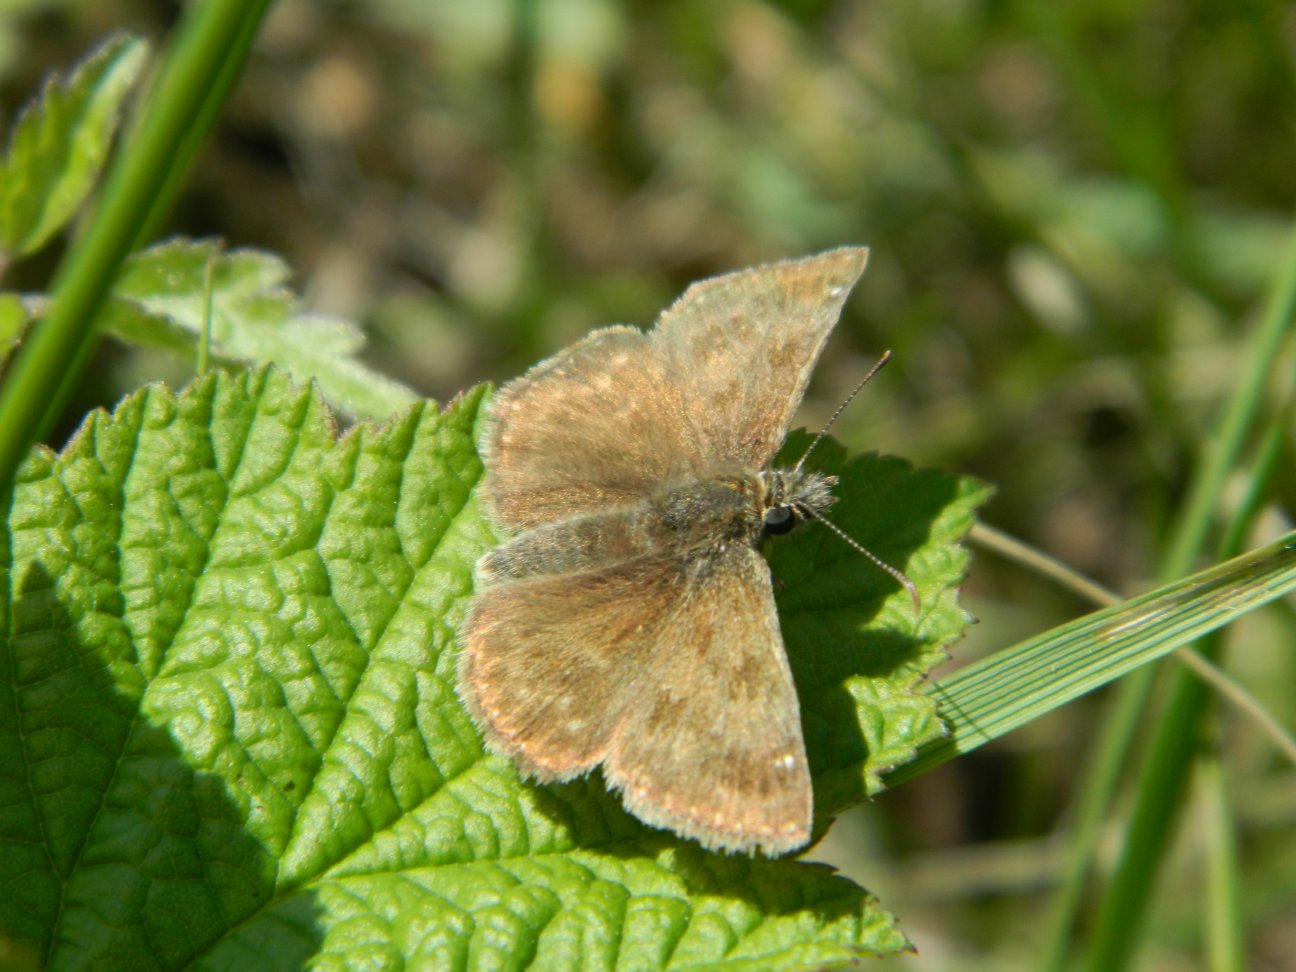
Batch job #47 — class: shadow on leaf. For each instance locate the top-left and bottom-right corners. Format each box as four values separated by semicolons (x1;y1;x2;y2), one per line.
1;562;325;969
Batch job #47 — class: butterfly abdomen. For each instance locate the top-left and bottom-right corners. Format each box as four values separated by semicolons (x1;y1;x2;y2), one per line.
478;506;661;581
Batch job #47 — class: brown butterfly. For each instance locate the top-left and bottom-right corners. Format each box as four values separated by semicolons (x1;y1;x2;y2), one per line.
458;247;891;855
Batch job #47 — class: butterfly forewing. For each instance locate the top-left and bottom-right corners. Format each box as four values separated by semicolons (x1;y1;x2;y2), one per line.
484;327;695;530
483;248;870;530
655;247;869;469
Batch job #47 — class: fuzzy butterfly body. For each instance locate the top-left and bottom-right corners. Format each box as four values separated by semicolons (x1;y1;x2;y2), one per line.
458;247;870;855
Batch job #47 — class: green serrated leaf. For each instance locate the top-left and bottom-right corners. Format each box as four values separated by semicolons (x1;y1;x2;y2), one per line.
2;368;936;969
0;33;148;259
770;432;992;814
102;239;420;421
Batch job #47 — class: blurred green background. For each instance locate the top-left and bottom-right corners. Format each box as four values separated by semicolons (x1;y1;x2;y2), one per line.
2;0;1293;967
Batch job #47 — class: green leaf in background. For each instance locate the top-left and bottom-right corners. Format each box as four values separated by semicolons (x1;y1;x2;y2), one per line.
0;32;147;263
2;367;987;969
968;148;1294;301
100;239;421;421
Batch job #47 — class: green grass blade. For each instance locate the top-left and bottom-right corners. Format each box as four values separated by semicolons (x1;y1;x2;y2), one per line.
129;6;270;250
0;0;271;495
1162;221;1296;580
1036;214;1296;969
1084;666;1210;969
1080;221;1296;970
1200;753;1247;972
884;528;1296;786
1040;667;1153;972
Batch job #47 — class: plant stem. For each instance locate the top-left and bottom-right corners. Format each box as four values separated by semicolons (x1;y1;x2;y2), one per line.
0;0;272;494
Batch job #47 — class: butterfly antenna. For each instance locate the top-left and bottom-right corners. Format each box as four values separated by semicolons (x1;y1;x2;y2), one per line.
799;505;921;614
794;350;893;473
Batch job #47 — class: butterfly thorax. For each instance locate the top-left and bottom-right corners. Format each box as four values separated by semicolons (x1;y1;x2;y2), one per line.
652;466;838;553
651;473;765;551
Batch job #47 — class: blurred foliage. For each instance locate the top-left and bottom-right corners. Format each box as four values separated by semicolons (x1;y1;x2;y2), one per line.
1;0;1293;967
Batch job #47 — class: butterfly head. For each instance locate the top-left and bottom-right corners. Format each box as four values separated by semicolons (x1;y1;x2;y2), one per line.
762;462;921;613
759;467;838;537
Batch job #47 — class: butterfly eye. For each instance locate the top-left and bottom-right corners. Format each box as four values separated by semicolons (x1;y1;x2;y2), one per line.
763;506;796;535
